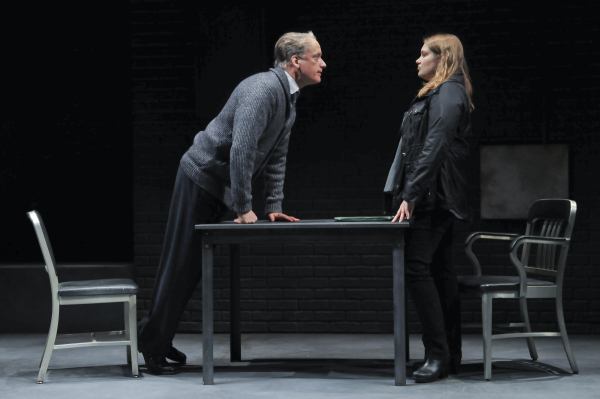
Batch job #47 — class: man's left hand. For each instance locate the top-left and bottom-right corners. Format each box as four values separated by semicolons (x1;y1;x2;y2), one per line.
268;213;300;222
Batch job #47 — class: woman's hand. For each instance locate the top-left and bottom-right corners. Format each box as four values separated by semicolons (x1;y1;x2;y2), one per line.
392;200;415;223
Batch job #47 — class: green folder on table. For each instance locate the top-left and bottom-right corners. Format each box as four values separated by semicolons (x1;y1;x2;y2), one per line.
334;216;394;222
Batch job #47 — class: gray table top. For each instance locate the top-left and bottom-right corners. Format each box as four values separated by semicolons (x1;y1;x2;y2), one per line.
196;219;409;230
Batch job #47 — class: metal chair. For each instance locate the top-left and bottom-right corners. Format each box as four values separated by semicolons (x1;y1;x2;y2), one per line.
27;210;139;383
458;199;579;380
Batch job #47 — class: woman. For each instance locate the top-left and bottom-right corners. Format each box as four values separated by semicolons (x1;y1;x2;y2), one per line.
384;33;473;383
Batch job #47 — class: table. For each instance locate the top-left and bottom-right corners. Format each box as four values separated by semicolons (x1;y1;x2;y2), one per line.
196;219;409;386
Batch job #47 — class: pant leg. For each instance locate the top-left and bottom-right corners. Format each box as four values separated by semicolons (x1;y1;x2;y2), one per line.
137;166;227;356
430;210;462;366
176;188;225;322
404;208;455;360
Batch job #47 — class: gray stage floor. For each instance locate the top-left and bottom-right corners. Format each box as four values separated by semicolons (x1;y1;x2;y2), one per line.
0;333;598;399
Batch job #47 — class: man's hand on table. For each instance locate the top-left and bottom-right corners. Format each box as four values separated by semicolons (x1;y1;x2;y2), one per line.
234;210;258;224
233;211;300;223
268;213;300;222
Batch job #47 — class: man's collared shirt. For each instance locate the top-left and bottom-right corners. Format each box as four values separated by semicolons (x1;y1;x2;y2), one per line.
284;70;299;95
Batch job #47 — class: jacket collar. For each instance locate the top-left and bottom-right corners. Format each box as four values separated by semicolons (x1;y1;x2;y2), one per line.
422;73;465;97
447;73;465;85
270;67;292;103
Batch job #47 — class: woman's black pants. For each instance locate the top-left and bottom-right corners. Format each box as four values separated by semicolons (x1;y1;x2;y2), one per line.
137;166;227;357
405;207;462;365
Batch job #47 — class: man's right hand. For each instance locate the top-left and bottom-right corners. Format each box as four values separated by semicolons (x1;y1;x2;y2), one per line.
234;210;258;224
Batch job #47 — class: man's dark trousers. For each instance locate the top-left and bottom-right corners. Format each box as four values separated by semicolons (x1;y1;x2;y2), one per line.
138;166;228;356
404;206;461;367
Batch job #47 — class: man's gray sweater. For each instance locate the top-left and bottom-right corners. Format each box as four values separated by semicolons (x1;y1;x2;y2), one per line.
180;67;296;215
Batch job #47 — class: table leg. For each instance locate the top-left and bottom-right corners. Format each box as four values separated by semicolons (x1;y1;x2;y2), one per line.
406;288;410;362
230;244;241;362
393;231;406;386
202;234;214;385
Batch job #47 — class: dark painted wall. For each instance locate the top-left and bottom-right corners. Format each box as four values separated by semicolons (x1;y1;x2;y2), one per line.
1;2;133;262
3;1;599;334
131;2;600;334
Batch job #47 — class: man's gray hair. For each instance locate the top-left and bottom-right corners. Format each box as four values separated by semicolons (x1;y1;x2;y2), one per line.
273;31;317;68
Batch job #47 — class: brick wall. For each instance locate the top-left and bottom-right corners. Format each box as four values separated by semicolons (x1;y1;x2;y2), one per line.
131;1;600;333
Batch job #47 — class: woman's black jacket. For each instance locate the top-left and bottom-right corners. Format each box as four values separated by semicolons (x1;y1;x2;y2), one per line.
384;74;472;220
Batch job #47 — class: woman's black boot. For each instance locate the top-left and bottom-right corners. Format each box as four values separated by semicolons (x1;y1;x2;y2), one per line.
413;358;460;375
412;359;448;383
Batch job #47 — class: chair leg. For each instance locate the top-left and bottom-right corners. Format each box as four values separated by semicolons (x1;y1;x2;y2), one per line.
482;294;493;381
124;302;131;365
556;295;579;373
519;297;538;360
38;302;59;383
127;296;139;377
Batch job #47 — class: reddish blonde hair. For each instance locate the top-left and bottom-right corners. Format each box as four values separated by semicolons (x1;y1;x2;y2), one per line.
418;33;474;110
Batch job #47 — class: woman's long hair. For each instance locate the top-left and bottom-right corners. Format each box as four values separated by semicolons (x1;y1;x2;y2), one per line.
418;33;474;110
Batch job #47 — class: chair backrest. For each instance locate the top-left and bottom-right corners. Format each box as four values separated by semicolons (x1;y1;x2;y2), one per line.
27;211;59;296
521;199;576;279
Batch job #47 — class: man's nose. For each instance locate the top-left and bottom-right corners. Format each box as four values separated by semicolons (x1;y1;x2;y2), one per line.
321;59;326;68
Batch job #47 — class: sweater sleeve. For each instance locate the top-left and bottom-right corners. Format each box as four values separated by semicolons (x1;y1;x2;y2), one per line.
263;131;290;215
230;83;276;214
402;83;464;203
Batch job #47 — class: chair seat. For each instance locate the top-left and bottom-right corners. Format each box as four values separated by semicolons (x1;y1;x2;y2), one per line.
458;275;555;294
58;279;138;297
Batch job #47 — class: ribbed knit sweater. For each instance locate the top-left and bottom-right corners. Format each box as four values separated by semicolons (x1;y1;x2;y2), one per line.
180;67;296;215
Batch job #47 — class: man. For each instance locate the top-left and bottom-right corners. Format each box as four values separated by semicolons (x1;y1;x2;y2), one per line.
137;31;326;374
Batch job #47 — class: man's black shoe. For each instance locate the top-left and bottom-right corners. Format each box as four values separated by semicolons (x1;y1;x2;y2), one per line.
166;346;187;364
142;353;178;375
412;359;448;383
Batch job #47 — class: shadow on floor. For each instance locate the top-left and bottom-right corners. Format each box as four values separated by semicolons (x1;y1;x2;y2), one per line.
452;360;575;383
171;358;396;380
12;364;141;384
166;358;575;382
11;358;576;386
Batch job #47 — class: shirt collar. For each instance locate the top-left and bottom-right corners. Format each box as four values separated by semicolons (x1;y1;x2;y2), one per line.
284;70;300;95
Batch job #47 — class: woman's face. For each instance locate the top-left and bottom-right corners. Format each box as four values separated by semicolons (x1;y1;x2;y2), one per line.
416;44;439;81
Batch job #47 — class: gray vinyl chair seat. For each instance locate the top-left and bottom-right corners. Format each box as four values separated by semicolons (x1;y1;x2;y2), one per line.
58;279;139;297
458;275;555;294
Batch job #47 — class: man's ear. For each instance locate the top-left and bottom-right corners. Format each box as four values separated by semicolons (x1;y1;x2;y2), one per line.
290;55;300;69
